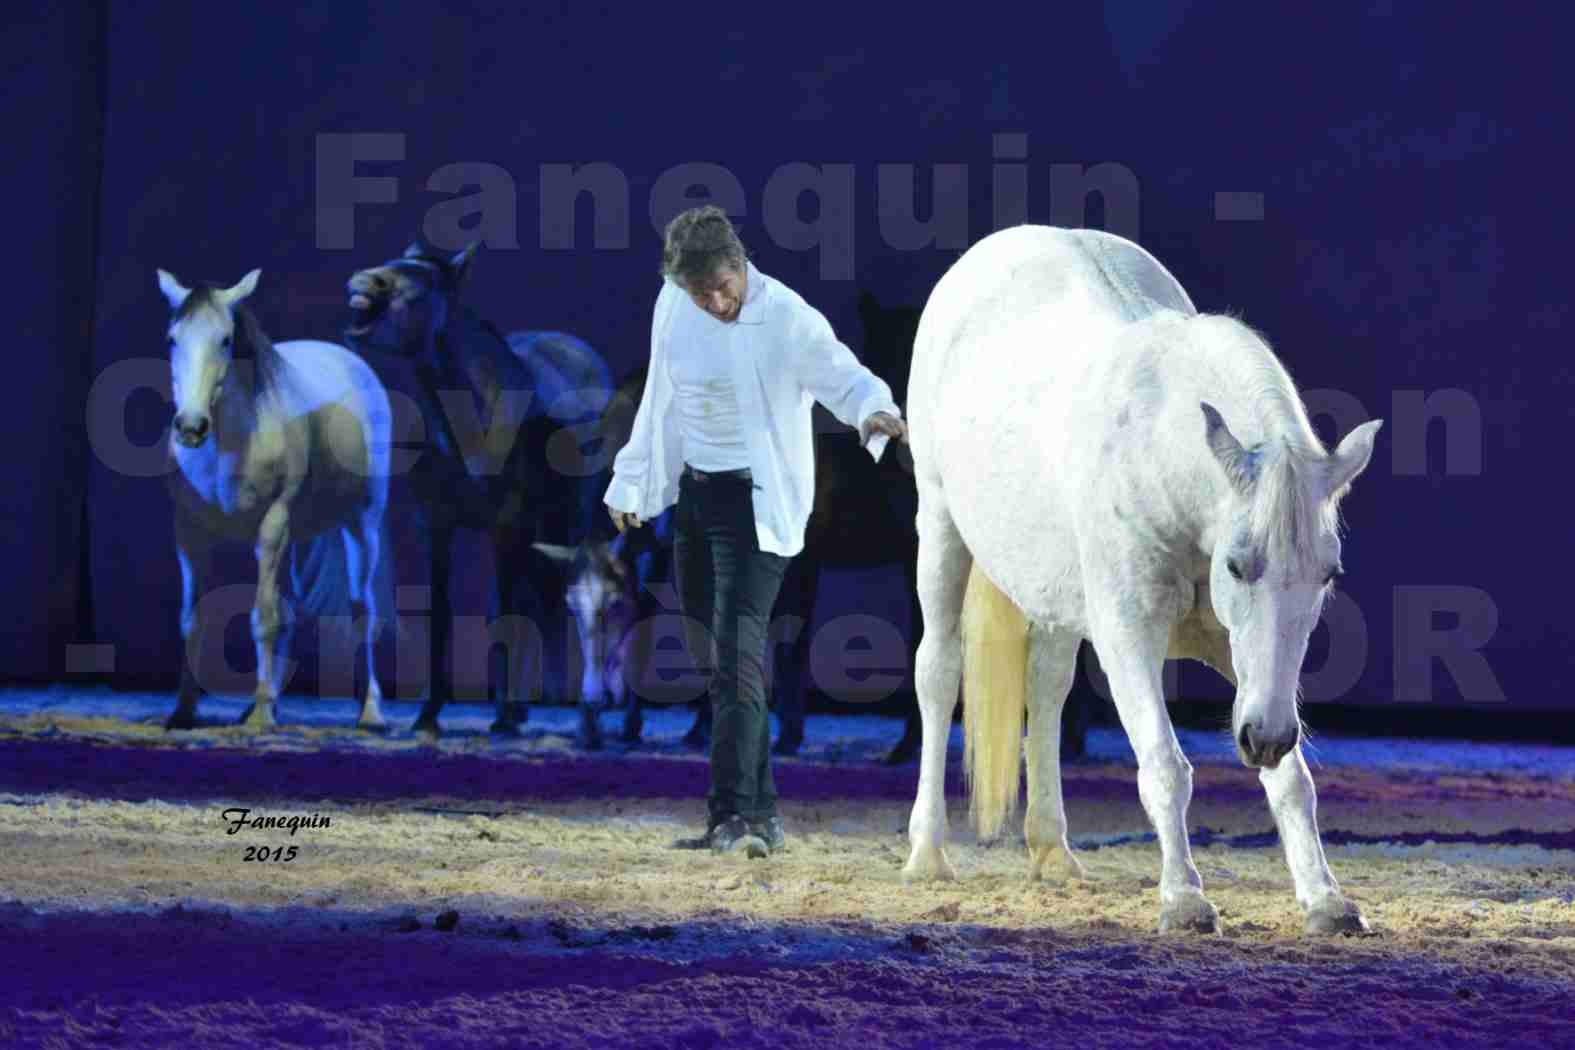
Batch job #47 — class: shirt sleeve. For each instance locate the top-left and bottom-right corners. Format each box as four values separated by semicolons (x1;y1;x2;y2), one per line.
788;300;901;437
603;284;671;513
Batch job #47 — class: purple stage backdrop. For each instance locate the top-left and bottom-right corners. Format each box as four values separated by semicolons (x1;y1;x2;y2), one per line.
5;2;1567;709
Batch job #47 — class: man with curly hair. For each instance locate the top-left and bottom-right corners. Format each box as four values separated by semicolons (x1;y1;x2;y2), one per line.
605;205;908;857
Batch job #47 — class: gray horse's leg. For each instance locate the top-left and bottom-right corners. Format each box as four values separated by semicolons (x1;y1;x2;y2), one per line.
902;482;971;883
244;503;292;731
342;516;387;732
1087;586;1217;934
169;515;210;730
1024;625;1086;882
1180;624;1366;935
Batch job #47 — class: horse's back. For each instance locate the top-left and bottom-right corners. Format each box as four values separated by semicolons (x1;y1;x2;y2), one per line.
506;330;614;421
910;227;1192;441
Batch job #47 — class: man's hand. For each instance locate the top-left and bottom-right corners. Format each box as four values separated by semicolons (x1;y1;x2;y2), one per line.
608;505;644;533
860;411;908;445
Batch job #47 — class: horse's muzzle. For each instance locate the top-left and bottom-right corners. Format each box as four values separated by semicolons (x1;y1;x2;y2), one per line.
173;414;210;447
1237;720;1298;768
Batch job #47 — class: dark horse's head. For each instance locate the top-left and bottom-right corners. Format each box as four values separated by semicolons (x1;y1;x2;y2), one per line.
343;241;478;360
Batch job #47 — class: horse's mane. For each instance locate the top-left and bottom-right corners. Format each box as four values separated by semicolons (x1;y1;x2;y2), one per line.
176;285;292;405
1192;313;1344;562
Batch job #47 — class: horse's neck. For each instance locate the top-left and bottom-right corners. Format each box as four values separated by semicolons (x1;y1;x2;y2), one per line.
210;380;263;448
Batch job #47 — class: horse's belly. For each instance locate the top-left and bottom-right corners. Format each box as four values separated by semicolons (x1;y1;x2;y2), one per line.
934;410;1087;632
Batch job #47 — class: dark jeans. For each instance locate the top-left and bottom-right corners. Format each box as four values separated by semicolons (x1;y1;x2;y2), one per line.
674;466;791;825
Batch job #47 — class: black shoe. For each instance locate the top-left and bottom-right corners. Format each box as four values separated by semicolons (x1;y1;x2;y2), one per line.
671;814;766;859
710;815;768;858
749;815;787;854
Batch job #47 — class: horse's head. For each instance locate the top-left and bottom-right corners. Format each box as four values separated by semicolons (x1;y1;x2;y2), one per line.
566;537;634;630
343;241;478;359
156;267;260;447
1200;402;1382;769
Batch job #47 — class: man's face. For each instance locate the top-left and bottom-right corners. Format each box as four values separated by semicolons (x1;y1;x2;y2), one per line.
685;263;747;323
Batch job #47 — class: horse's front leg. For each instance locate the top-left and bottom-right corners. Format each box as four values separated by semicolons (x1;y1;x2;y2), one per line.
169;515;211;730
244;503;292;731
1089;595;1217;934
489;535;535;737
1183;625;1363;933
1261;750;1368;934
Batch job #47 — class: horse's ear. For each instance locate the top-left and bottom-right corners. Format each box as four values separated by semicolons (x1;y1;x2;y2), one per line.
1201;402;1255;495
217;269;261;307
403;242;426;259
450;242;479;285
1327;418;1383;496
157;269;190;309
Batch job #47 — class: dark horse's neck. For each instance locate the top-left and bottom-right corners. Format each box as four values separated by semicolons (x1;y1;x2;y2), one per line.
412;300;511;444
406;297;522;525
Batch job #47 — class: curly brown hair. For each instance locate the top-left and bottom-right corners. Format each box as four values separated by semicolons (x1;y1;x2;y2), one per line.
660;205;747;288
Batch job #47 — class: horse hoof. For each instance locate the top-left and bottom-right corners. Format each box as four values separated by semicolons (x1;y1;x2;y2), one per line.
165;708;198;731
411;719;441;743
619;720;644;746
1158;892;1221;935
1306;896;1369;936
902;847;957;883
239;705;277;732
1029;845;1087;883
489;719;523;738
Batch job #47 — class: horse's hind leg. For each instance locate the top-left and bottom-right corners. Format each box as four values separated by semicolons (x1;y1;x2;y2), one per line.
342;516;387;733
1024;625;1086;882
769;551;818;756
902;483;972;883
169;516;210;730
412;520;455;740
244;503;292;731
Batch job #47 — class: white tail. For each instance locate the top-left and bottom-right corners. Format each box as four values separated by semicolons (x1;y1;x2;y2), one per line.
960;562;1031;840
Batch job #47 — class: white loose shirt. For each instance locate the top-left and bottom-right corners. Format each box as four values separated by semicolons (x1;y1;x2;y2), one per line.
666;285;751;472
603;261;901;557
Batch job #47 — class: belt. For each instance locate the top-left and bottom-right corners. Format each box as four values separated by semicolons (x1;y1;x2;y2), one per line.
682;464;753;483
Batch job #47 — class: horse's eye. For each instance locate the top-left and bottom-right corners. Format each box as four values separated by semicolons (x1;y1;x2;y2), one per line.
1226;559;1244;581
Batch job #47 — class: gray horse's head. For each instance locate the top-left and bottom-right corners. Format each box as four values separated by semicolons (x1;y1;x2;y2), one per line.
343;241;478;359
157;268;260;447
1201;402;1382;768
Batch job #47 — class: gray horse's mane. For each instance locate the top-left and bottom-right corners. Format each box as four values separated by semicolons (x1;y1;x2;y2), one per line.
175;285;292;404
1196;312;1343;564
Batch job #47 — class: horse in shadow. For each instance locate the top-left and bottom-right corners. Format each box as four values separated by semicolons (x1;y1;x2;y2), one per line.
343;242;613;739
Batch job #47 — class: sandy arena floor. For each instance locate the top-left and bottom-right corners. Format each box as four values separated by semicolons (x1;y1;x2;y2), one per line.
1;687;1573;1048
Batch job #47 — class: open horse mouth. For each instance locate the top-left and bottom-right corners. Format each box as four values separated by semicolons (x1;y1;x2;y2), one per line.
344;292;386;339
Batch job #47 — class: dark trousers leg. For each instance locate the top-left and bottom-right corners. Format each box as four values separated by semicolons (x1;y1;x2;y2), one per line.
674;475;790;825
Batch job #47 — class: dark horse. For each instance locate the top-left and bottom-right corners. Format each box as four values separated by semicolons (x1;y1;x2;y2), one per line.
343;242;613;739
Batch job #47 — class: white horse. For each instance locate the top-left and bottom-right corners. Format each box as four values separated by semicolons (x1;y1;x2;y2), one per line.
158;269;392;732
902;225;1381;935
